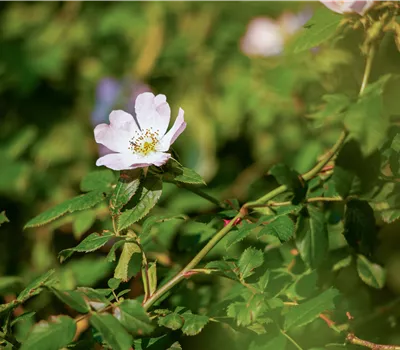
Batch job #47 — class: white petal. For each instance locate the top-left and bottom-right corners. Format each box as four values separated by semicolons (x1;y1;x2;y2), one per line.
96;153;145;171
135;92;170;136
320;0;344;13
350;0;374;14
96;152;171;170
158;108;186;152
140;152;171;167
94;110;138;153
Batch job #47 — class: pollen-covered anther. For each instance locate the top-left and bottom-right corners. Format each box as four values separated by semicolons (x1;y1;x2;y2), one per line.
128;128;160;156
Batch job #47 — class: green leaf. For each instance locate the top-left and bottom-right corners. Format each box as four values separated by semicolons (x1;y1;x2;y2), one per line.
344;200;377;256
168;342;182;350
90;313;133;350
141;214;187;241
205;260;240;281
269;164;307;203
256;270;270;293
357;254;386;289
10;311;36;327
165;159;206;185
114;242;141;282
284;289;339;330
58;232;115;263
117;299;154;335
309;94;352;121
109;169;141;215
18;270;56;302
258;215;295;241
295;206;328;268
238;247;264;279
25;191;105;228
391;133;400;153
288;7;342;53
106;240;126;262
225;222;256;250
148;262;157;297
118;176;162;231
332;255;353;272
345;75;391;156
80;169;115;193
20;315;76;350
181;312;209;336
78;287;111;306
269;164;301;189
158;313;184;330
333;140;381;198
227;294;267;327
0;211;9;226
50;288;90;313
108;278;121;290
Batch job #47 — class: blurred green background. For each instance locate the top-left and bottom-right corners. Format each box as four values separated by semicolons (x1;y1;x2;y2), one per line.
1;1;400;349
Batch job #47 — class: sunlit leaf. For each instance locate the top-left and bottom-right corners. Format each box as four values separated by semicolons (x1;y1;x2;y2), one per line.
284;289;339;330
295;206;328;268
58;231;115;262
20;315;76;350
158;312;184;331
50;288;90;313
258;215;294;242
118;176;162;231
238;247;263;279
118;299;154;335
90;313;133;350
109;169;141;215
356;254;386;289
80;169;115;193
181;312;209;336
25;191;105;228
288;7;341;53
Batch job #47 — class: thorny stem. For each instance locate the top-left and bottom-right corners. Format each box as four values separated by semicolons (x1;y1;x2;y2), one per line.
269;196;343;207
143;210;244;310
143;20;378;318
346;334;400;350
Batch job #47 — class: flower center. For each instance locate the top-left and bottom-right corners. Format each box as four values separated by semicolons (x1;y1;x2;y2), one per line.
129;128;159;156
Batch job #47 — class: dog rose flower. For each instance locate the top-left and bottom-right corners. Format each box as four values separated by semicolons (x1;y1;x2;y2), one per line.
94;92;186;170
320;0;374;15
241;10;312;57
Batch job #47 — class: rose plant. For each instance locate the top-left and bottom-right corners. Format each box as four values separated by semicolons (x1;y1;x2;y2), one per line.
2;2;400;350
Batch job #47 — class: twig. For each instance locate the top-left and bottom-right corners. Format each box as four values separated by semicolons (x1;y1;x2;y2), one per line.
280;329;304;350
268;196;344;207
346;333;400;350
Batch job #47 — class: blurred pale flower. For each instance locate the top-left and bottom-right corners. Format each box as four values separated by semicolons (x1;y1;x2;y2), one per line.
241;10;312;57
94;92;186;171
320;0;374;15
241;17;284;57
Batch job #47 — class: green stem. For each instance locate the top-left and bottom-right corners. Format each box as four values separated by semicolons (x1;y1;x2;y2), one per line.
143;211;243;310
269;196;343;207
142;26;378;313
346;333;400;350
245;130;347;209
280;329;304;350
360;45;375;95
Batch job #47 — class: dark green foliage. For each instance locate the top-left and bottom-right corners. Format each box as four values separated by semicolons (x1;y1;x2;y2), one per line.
2;2;400;350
